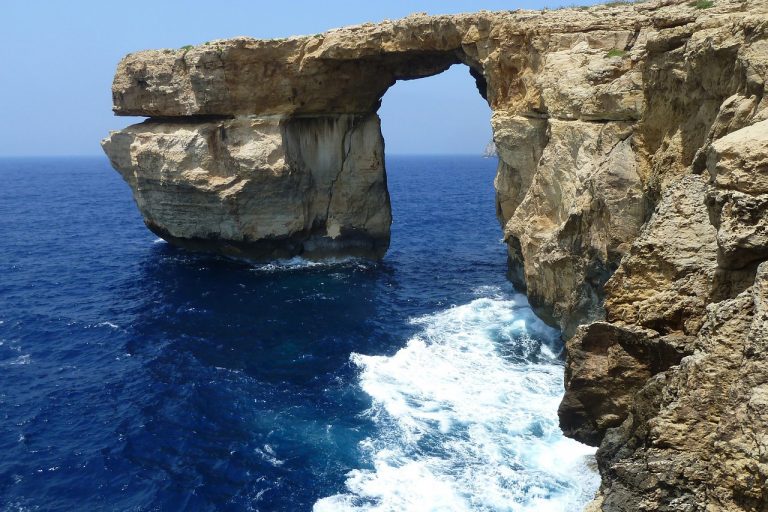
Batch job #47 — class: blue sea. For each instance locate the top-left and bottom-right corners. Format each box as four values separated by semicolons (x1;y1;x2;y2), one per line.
0;155;597;511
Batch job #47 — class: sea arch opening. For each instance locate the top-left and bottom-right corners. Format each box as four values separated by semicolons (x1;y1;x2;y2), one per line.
378;63;493;157
373;63;501;269
311;61;601;512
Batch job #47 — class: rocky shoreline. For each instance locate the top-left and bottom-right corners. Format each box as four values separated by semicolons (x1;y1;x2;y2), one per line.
103;1;768;509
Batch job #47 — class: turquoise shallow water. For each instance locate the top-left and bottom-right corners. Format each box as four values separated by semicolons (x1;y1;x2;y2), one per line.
0;155;597;511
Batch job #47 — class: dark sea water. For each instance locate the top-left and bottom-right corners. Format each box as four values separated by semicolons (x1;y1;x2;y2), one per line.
0;156;597;511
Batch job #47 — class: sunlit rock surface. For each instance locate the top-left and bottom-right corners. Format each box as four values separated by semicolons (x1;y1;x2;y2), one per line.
103;114;390;260
103;0;768;509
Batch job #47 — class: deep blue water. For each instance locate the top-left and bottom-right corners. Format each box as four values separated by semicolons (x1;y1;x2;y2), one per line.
0;156;597;511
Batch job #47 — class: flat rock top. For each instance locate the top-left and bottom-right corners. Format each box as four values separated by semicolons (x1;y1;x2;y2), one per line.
111;0;761;117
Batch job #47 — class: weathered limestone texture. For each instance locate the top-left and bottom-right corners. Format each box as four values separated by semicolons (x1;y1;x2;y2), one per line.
103;1;768;509
103;114;390;260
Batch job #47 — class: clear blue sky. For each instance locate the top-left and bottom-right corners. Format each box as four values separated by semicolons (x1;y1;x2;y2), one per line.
1;0;586;156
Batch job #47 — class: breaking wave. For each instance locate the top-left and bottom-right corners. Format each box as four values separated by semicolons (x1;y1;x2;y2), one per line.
315;295;598;512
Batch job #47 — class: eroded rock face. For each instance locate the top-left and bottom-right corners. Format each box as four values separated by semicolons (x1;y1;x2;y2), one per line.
557;4;768;508
103;1;768;509
103;114;390;260
595;264;768;511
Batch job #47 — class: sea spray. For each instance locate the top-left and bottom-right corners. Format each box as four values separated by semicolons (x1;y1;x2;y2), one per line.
315;294;599;511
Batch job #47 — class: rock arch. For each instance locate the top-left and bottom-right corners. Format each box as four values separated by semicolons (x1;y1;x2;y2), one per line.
103;3;768;509
102;10;648;336
104;33;493;258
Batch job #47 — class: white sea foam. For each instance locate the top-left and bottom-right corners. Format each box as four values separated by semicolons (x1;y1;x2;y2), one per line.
315;295;598;512
250;256;369;273
7;354;31;366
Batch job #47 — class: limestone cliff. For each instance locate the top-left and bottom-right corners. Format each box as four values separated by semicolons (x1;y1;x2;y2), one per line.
102;1;768;510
